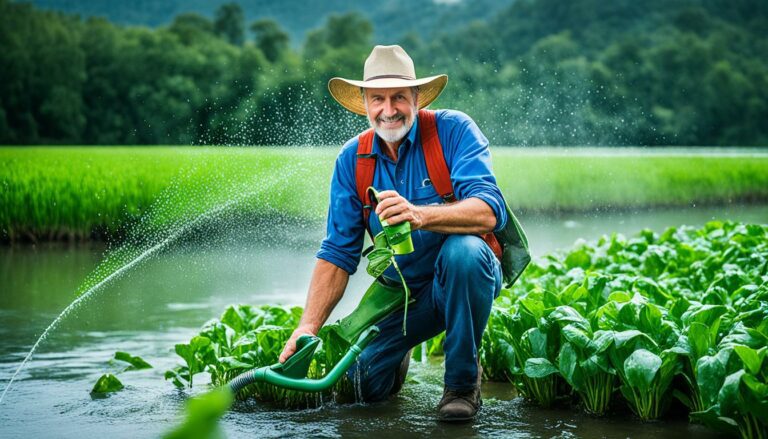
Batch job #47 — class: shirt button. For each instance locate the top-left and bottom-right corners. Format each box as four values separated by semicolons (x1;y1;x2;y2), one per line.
400;179;404;184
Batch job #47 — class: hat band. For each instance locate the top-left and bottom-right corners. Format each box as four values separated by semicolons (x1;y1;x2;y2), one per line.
364;74;416;81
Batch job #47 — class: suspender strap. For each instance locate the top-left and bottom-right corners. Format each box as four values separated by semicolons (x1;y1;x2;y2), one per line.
418;109;456;203
418;110;502;259
356;128;376;239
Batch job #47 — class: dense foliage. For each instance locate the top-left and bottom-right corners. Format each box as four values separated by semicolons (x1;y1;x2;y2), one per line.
165;304;357;407
1;0;766;146
484;221;767;437
168;222;767;436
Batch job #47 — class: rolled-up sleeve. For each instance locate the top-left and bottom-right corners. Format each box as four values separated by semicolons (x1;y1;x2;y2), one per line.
439;111;508;232
316;142;366;274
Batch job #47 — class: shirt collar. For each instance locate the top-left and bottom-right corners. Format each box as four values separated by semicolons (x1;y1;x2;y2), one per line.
371;115;420;161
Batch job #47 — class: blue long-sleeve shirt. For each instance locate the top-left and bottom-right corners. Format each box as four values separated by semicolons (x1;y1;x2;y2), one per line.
316;109;507;286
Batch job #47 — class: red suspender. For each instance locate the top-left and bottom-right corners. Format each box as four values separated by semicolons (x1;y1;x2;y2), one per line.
418;109;456;203
356;128;376;239
417;110;503;259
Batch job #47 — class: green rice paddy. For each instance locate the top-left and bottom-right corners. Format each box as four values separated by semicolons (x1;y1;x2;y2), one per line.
2;146;767;241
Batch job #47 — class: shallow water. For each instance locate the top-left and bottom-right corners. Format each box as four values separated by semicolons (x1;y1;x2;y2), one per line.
2;205;764;438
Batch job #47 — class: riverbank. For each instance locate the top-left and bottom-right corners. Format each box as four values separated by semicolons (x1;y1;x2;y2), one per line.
2;146;767;242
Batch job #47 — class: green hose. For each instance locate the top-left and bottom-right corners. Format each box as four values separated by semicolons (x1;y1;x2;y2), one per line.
228;326;380;394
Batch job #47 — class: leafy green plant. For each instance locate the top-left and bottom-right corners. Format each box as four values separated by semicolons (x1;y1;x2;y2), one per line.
91;374;124;394
166;304;354;408
91;351;152;395
692;345;768;439
550;306;616;415
503;294;565;408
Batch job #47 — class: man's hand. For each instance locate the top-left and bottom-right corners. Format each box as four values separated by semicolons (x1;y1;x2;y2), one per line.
375;190;425;229
279;324;318;363
376;190;497;235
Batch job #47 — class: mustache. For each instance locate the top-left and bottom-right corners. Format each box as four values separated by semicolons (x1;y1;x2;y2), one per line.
377;113;406;123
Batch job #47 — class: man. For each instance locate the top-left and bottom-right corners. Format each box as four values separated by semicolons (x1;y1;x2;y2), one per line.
279;45;507;422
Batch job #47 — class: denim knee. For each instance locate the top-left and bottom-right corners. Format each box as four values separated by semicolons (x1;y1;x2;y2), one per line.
438;235;497;278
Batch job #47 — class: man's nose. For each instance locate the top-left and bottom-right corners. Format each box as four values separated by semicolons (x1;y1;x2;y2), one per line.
383;98;397;116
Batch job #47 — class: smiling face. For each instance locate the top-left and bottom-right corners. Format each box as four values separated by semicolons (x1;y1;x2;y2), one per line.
363;87;419;146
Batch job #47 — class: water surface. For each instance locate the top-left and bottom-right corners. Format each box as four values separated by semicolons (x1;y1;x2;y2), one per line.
2;205;764;438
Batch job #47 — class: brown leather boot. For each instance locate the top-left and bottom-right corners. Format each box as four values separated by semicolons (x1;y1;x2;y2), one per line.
437;362;483;422
389;348;413;396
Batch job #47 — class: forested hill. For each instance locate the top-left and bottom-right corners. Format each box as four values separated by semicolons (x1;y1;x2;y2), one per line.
419;0;768;145
23;0;513;44
1;0;767;146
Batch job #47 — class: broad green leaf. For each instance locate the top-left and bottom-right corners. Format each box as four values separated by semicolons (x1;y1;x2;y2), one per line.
114;351;152;370
558;343;580;388
624;349;661;393
688;322;712;360
560;283;587;305
565;248;591;270
668;298;691;321
562;324;591;350
696;350;730;407
682;304;728;327
733;345;762;375
520;297;545;321
612;330;655;349
718;369;746;417
221;306;247;333
580;355;601;376
523;328;549;359
592;331;613;354
524;358;559;378
638;303;662;334
91;373;124;394
720;324;768;349
550;306;589;330
607;291;631;303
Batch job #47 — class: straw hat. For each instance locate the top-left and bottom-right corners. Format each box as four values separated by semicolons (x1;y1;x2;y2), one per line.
328;45;448;116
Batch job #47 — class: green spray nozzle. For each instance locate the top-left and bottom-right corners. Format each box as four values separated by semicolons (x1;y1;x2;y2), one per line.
367;187;414;255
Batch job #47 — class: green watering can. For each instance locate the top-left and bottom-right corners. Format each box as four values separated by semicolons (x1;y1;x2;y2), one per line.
228;187;413;395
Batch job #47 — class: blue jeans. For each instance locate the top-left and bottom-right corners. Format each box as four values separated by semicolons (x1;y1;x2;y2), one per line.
346;234;503;401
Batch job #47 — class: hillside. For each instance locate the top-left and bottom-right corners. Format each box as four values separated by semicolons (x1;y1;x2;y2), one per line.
23;0;514;44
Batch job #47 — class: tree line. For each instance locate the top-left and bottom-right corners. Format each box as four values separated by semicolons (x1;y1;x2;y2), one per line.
1;0;766;146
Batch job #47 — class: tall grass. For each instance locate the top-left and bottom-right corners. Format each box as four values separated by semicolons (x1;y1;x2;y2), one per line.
2;146;767;241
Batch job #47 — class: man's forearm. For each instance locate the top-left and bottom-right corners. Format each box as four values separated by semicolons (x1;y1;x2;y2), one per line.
297;258;350;333
417;197;496;235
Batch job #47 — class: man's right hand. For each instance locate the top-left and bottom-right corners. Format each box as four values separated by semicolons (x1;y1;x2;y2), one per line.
279;324;317;363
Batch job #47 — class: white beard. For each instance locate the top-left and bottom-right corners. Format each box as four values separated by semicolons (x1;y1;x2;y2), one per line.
365;100;416;144
374;121;412;144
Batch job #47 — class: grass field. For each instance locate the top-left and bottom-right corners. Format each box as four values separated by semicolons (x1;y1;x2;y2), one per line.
2;146;767;241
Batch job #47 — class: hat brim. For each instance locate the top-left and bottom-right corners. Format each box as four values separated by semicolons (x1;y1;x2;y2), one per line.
328;74;448;116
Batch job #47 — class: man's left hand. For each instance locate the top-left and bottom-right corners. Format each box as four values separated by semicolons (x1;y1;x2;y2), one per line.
375;190;425;230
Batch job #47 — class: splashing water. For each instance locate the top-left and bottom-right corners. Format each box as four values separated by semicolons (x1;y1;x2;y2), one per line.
0;156;307;404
